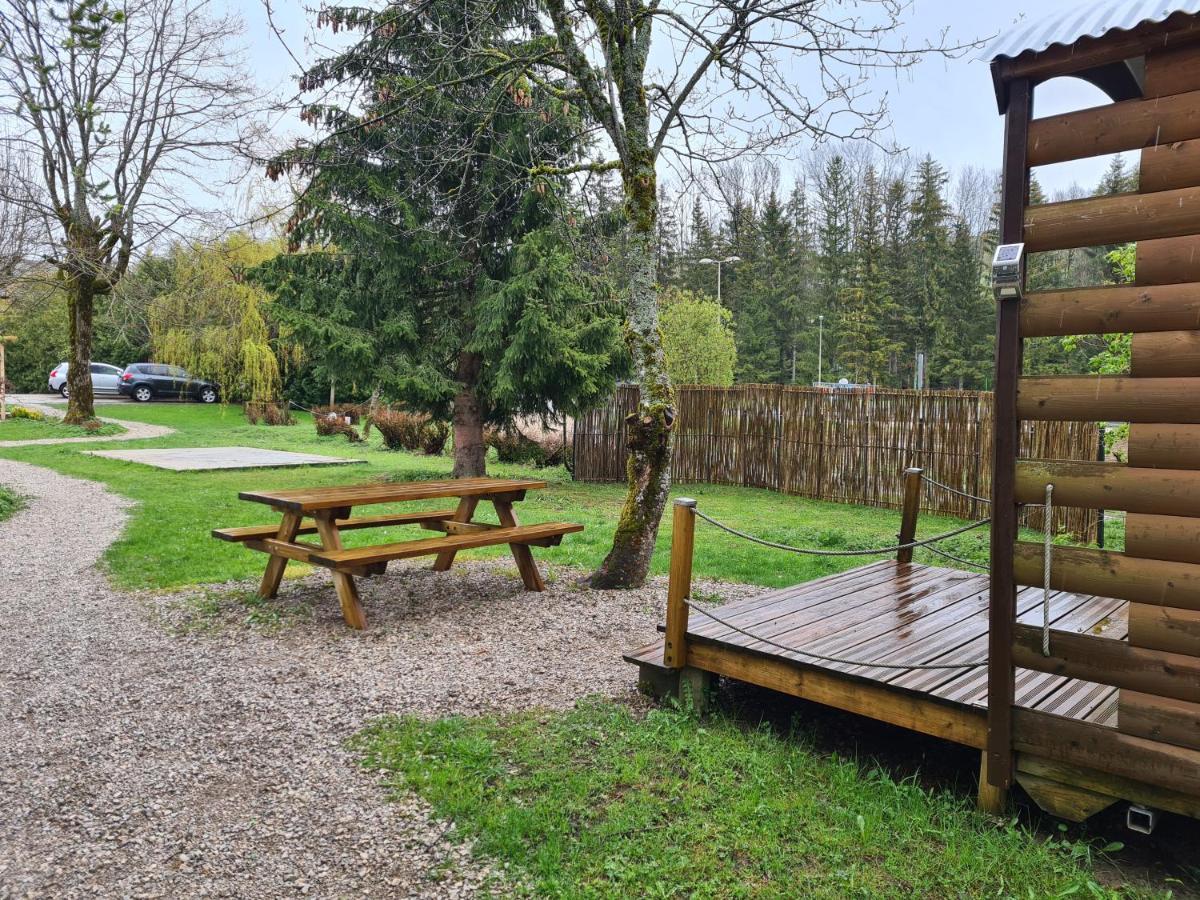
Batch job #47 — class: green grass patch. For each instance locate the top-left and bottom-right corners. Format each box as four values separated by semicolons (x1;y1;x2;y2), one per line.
0;415;125;440
356;699;1152;898
0;402;1002;591
0;485;24;521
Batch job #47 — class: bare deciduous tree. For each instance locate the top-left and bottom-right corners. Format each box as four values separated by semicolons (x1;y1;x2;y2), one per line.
0;0;253;421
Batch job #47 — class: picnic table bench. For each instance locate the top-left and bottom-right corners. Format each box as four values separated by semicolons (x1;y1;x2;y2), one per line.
212;477;582;629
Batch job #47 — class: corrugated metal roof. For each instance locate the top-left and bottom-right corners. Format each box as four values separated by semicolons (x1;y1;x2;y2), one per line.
986;0;1200;62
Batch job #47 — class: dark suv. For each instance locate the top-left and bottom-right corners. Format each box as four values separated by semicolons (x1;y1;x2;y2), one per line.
119;364;219;403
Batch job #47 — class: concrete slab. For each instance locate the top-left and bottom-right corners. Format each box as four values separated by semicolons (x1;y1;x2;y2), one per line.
85;446;364;471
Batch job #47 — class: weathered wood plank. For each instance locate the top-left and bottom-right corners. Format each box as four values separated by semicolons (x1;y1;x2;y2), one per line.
1024;186;1200;252
1013;707;1200;797
1130;330;1200;376
1019;283;1200;337
1127;424;1200;469
1128;602;1200;655
1012;623;1200;703
1014;541;1200;611
1017;753;1200;819
311;522;583;569
1017;375;1200;422
1015;459;1200;516
239;477;546;512
214;509;458;542
1118;691;1200;751
1026;89;1200;167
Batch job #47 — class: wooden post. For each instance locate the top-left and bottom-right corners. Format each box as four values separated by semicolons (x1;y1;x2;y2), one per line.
0;336;14;422
987;75;1032;793
663;497;697;669
896;467;923;564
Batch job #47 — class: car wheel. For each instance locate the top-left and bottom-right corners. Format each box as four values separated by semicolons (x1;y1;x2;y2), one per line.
59;384;69;398
133;386;153;402
198;386;218;404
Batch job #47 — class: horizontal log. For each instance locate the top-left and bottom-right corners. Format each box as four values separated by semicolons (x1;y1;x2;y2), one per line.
1016;375;1200;422
1131;330;1200;376
1016;459;1200;516
1017;753;1200;819
1141;138;1200;193
1126;512;1200;562
1137;235;1200;284
1014;541;1200;611
1013;623;1200;703
1012;707;1200;797
1128;424;1200;469
1027;89;1200;168
1024;186;1200;253
1144;42;1200;100
1119;691;1200;751
1019;283;1200;337
1128;602;1200;656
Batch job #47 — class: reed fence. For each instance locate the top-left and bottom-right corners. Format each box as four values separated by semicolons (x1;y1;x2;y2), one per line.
573;384;1100;541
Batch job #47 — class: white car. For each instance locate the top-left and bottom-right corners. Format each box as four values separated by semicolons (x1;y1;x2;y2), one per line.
47;362;124;398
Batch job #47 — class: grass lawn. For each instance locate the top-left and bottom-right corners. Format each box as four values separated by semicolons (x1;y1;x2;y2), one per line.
356;699;1156;898
0;415;125;441
0;485;23;521
0;401;998;592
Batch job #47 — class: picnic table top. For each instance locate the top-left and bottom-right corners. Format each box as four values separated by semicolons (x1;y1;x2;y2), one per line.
238;476;548;512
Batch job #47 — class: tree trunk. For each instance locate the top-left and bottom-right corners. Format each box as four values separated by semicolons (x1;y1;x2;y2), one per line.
452;350;487;478
589;161;675;589
63;277;96;424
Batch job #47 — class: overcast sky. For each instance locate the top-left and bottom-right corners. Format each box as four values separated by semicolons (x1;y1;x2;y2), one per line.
234;0;1122;200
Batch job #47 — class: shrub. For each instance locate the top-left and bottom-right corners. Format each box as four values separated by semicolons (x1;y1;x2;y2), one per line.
536;433;568;468
9;406;45;421
245;401;295;426
313;407;363;442
371;408;449;455
486;427;545;465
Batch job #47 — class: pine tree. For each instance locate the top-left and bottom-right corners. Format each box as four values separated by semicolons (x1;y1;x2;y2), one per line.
816;155;855;372
838;167;897;383
932;218;992;388
903;156;951;386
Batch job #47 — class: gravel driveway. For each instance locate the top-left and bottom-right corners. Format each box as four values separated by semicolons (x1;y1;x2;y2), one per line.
0;459;755;897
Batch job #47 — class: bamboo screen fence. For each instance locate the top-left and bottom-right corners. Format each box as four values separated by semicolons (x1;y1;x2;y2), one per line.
573;384;1100;541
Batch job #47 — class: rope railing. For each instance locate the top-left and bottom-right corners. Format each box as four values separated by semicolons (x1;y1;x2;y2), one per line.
691;507;991;558
920;472;991;506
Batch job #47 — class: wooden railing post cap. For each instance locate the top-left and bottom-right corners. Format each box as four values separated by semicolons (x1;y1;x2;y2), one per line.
675;497;698;508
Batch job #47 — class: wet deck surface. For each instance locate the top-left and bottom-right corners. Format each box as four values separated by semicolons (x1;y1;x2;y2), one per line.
627;560;1124;726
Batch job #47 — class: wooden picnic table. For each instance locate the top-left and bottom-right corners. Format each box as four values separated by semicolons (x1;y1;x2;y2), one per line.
213;477;582;629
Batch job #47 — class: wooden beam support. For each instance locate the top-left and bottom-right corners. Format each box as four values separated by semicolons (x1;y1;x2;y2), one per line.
663;498;697;669
1019;283;1200;337
988;77;1032;792
1118;691;1200;751
1012;623;1200;704
684;640;988;749
1015;459;1200;515
1026;89;1200;167
1012;707;1200;797
1140;138;1200;193
1024;185;1200;252
1137;234;1200;283
1017;375;1200;422
896;467;922;564
1128;424;1200;469
1014;541;1200;612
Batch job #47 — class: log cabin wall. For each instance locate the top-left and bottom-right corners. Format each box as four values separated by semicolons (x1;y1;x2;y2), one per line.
1120;43;1200;750
990;16;1200;798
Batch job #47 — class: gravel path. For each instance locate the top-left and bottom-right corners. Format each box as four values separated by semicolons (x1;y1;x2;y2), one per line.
0;395;174;447
0;459;757;897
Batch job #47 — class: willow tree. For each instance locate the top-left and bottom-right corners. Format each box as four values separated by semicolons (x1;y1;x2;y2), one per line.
261;0;625;476
149;234;290;402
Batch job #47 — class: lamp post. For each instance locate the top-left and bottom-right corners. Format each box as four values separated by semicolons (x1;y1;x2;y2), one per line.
815;314;824;384
697;255;740;305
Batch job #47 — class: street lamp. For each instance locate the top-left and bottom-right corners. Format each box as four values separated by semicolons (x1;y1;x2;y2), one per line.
697;255;740;304
808;314;825;384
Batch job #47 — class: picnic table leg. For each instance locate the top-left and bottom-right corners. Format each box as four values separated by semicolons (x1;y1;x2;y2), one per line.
433;496;478;572
258;511;302;599
492;499;546;592
314;511;367;629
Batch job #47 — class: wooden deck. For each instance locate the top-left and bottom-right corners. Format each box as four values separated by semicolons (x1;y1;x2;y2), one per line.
626;560;1126;743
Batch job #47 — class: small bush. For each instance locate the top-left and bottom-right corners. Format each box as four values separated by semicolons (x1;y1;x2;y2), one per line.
486;427;545;465
313;410;363;442
245;401;295;426
9;406;45;421
311;404;363;425
371;408;449;455
536;433;569;468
